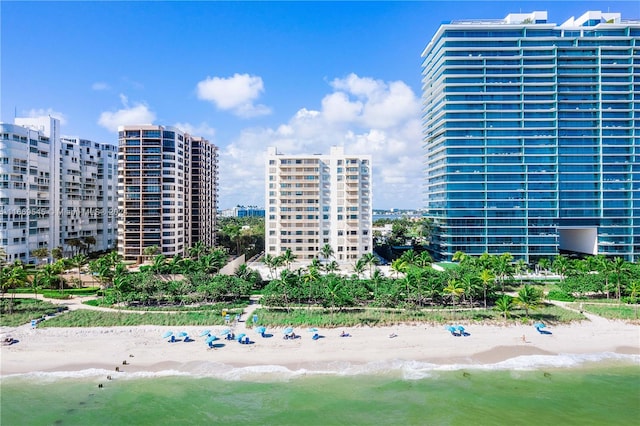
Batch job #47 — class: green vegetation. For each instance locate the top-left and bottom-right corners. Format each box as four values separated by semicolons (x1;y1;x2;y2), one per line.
36;309;244;328
0;299;65;327
572;303;638;321
253;303;583;327
216;216;264;259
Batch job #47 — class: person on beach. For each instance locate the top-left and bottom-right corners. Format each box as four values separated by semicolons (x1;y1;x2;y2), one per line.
340;330;350;337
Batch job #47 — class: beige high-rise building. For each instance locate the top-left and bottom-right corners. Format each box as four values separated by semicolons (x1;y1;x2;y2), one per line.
265;146;372;262
117;125;218;263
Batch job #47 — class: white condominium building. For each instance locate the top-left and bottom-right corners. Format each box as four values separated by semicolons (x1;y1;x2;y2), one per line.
265;146;372;262
59;136;118;256
117;125;218;263
1;116;118;264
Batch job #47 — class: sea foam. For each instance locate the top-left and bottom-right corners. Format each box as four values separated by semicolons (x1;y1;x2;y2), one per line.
2;352;638;383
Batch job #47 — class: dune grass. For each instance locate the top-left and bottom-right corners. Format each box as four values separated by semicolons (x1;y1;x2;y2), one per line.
570;303;639;321
252;303;584;328
0;299;63;327
36;309;245;328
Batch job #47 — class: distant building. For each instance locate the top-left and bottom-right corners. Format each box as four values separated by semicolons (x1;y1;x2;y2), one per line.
1;117;117;263
265;146;372;262
219;206;265;218
117;125;218;263
421;10;639;262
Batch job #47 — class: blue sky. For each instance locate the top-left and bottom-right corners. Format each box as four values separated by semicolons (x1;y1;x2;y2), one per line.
2;1;639;209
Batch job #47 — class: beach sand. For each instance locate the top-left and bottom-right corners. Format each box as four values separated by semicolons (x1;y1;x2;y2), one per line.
2;317;639;376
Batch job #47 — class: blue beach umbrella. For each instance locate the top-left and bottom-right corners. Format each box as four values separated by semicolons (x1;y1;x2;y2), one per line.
456;325;465;333
236;333;246;342
218;328;231;336
308;327;319;333
199;329;211;337
283;327;294;335
255;326;267;334
178;331;189;338
206;335;218;344
162;331;173;339
534;323;546;329
446;326;456;333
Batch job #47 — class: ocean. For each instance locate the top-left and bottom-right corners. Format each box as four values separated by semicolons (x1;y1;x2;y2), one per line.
2;354;639;426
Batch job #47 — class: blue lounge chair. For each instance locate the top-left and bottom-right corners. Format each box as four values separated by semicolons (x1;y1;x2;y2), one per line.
244;336;250;344
169;335;176;343
312;333;319;340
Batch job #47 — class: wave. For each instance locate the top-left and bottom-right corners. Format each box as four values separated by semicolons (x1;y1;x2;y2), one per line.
3;352;638;382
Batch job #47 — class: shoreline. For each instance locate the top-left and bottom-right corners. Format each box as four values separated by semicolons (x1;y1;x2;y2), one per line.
2;320;639;378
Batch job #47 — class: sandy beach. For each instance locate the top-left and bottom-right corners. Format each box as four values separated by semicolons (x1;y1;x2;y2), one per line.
2;313;639;376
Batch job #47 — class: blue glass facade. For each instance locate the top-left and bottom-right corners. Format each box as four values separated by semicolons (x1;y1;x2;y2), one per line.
421;11;639;262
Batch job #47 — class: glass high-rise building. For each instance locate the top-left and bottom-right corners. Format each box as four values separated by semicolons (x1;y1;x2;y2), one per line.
421;10;639;263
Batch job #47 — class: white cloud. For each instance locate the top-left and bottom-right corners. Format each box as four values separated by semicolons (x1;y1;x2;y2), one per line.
91;82;110;91
196;73;271;118
25;108;67;125
220;73;422;209
97;94;156;132
173;122;216;138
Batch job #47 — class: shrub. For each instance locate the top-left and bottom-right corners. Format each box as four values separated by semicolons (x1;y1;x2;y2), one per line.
547;289;575;302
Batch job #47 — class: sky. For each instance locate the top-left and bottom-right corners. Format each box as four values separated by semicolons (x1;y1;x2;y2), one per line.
2;1;639;210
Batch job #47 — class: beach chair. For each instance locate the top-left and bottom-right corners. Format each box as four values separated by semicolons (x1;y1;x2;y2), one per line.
169;335;176;343
244;336;250;344
312;333;319;340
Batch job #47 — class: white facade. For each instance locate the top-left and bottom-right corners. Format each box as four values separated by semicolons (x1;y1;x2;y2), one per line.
265;146;372;262
1;117;117;264
59;137;118;255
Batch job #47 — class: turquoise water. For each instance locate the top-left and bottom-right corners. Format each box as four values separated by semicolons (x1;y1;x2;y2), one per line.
2;359;639;425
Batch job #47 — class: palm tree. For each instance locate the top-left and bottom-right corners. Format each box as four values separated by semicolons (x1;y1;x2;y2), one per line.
70;253;88;287
443;278;465;311
537;257;551;275
82;236;96;254
324;260;340;274
595;255;613;299
494;294;514;321
281;248;296;270
611;257;632;303
320;244;334;262
66;238;82;256
515;284;542;319
0;247;7;267
390;258;408;278
262;254;278;280
628;280;640;319
1;262;28;313
552;255;569;283
514;259;528;283
188;241;208;260
478;268;494;310
452;250;469;265
223;224;243;255
323;274;348;324
361;253;379;278
31;247;49;265
399;249;418;266
149;254;167;274
416;251;433;268
351;258;367;279
51;246;64;261
143;245;160;263
40;263;63;295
